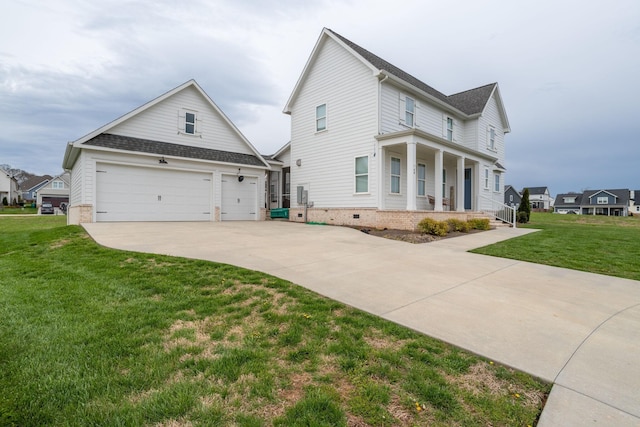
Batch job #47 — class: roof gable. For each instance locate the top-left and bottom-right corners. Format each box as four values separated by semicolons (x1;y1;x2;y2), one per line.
285;28;508;124
63;80;269;169
523;186;549;195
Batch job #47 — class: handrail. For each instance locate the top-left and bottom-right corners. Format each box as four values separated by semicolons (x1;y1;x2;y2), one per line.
479;194;516;228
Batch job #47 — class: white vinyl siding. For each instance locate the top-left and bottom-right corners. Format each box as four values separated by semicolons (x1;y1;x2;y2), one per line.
390;157;401;194
288;36;378;208
109;85;255;155
355;156;368;193
479;93;505;164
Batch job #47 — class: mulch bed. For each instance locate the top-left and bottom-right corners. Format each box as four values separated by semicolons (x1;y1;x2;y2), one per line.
350;226;485;244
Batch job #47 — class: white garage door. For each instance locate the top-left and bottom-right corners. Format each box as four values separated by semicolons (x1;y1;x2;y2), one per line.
221;175;257;220
95;163;212;222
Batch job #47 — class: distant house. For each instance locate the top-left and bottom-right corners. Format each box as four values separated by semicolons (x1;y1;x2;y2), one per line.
523;186;551;211
36;173;70;208
554;189;631;216
630;190;640;215
20;175;53;203
0;169;19;205
553;193;583;215
504;185;521;209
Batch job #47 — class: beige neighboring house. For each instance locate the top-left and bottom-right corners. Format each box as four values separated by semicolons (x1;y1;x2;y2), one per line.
0;169;19;206
36;173;70;208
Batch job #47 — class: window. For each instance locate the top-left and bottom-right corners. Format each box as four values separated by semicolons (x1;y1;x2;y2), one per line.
446;117;453;141
509;194;513;202
564;197;576;203
597;196;608;204
185;112;196;134
316;104;326;131
494;173;500;192
52;180;64;189
355;156;368;193
488;126;496;150
417;163;426;196
405;97;415;127
390;157;401;194
484;168;489;189
442;169;447;197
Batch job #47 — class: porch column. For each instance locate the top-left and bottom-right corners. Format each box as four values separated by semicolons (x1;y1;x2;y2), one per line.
456;156;465;212
434;149;443;211
406;141;417;210
378;145;385;209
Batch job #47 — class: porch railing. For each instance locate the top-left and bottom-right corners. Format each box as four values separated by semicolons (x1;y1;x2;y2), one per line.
479;195;516;228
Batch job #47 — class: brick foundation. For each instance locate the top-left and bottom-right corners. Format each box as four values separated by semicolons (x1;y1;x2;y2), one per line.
287;207;487;231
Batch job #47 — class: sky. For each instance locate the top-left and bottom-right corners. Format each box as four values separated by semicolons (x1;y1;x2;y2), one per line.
1;0;639;196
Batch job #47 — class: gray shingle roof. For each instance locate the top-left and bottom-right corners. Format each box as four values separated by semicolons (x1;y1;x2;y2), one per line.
83;134;266;167
554;193;583;207
523;186;548;195
327;28;495;115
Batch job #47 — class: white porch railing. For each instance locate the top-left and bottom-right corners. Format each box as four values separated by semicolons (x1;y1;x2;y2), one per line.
479;195;516;228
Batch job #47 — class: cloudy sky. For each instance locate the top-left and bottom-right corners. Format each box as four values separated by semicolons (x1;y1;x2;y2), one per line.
1;0;639;195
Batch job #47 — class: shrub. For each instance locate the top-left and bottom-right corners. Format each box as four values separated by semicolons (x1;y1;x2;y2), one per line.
417;218;449;236
446;218;470;233
517;211;529;223
1;197;7;206
468;218;490;230
517;188;531;223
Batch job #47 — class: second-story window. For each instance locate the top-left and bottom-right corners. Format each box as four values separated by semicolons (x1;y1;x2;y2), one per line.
405;97;415;127
52;180;64;189
488;126;496;150
446;117;453;141
316;104;326;132
494;173;500;192
185;112;196;134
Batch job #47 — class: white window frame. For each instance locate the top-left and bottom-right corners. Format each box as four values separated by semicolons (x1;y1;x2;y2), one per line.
417;163;426;197
179;109;199;136
405;96;415;127
446;117;453;141
52;180;64;189
442;169;447;197
355;156;369;194
597;196;608;204
488;126;496;151
390;157;401;194
484;168;489;190
316;104;327;132
494;173;500;192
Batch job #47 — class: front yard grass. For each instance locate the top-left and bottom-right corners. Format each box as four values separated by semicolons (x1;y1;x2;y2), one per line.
0;217;549;426
472;212;640;281
0;206;37;214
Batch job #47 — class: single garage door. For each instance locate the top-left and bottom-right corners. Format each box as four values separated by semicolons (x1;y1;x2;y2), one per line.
221;174;257;220
95;163;212;222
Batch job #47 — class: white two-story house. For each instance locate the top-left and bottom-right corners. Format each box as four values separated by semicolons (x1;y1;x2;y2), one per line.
275;28;510;230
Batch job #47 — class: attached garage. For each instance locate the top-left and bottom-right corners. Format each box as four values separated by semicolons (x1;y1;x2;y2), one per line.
95;163;212;222
221;174;258;220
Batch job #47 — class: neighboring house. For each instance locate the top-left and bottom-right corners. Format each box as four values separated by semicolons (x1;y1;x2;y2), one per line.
277;28;510;229
553;193;583;215
20;175;52;203
504;185;521;209
264;142;291;210
0;169;19;205
62;80;270;224
523;186;551;211
36;172;70;208
554;189;631;216
630;190;640;215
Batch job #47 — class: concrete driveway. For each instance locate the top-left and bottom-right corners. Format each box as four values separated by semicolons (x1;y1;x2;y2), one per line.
83;221;640;426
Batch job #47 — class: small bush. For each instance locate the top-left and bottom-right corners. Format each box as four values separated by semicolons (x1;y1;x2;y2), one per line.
468;218;491;230
417;218;449;236
446;218;470;233
517;211;529;223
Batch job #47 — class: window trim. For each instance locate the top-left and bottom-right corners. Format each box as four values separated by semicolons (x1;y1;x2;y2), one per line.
417;163;426;197
390;157;401;194
354;155;369;194
488;126;496;151
316;103;327;132
597;196;608;205
484;168;490;190
494;173;500;192
52;180;64;189
185;112;196;134
446;117;453;141
442;168;447;197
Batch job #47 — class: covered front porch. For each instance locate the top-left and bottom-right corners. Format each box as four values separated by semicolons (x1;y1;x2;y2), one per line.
375;129;500;214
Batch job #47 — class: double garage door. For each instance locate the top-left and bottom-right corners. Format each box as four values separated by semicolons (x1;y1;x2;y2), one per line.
95;163;257;222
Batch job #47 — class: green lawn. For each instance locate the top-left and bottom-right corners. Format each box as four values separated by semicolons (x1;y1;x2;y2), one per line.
0;206;37;215
0;217;548;426
472;212;640;281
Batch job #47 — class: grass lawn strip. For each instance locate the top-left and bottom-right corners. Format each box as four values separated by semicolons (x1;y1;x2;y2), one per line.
0;217;548;426
472;212;640;281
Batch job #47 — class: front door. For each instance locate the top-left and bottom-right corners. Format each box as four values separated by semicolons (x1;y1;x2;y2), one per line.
464;168;472;210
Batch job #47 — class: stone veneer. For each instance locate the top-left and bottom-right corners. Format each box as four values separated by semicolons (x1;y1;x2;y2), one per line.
68;204;93;225
286;207;485;231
